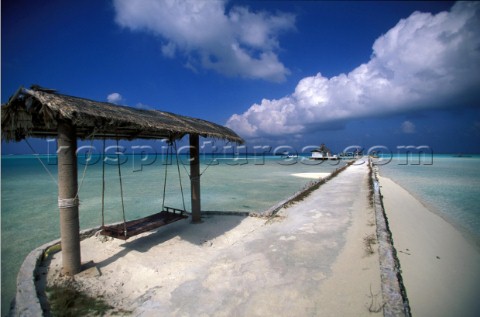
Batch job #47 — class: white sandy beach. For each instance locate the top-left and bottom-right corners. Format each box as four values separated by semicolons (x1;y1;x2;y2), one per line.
378;175;480;317
47;163;382;316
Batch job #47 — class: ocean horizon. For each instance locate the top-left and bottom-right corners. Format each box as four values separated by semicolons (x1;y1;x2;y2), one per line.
2;153;480;314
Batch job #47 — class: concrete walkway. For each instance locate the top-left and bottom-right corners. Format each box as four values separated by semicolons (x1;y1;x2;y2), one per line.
48;162;381;316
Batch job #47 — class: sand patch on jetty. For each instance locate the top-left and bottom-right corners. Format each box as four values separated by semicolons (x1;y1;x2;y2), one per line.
291;172;330;179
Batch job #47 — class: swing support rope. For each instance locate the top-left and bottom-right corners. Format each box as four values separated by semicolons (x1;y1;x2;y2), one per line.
161;141;186;211
26;134;95;207
161;142;170;211
173;141;187;212
115;138;128;237
100;138;188;240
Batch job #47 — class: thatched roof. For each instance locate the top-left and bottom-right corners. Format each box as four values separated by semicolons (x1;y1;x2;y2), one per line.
1;86;244;143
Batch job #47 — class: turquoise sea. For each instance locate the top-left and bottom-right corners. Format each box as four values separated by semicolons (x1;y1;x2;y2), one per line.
376;154;480;245
1;153;344;314
2;153;480;314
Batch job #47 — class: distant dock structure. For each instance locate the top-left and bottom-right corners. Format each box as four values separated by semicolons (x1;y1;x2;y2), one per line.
310;143;339;160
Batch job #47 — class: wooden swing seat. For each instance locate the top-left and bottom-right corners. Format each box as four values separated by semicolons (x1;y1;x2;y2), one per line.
100;207;188;240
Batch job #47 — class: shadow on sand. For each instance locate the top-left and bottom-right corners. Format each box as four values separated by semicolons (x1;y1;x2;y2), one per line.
94;212;249;270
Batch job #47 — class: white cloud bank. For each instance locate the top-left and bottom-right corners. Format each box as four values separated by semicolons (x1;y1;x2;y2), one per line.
107;92;124;104
227;2;480;139
113;0;295;82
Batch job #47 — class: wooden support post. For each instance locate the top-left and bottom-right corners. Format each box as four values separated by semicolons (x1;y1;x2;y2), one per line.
57;121;81;275
189;134;202;223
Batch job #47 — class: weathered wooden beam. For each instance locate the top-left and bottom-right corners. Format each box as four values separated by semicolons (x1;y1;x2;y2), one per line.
189;134;202;223
57;121;81;275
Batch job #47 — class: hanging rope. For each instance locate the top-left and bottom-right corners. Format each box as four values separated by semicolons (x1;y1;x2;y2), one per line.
116;138;127;237
173;141;187;211
99;138;190;240
25;139;58;185
26;133;95;208
161;141;170;210
179;144;214;181
74;132;95;200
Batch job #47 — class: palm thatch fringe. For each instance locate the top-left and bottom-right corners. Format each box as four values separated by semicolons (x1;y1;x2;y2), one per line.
1;86;244;143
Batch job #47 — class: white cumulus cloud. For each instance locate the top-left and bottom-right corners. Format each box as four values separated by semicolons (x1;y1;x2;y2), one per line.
113;0;295;82
107;92;124;104
401;120;416;134
227;2;480;139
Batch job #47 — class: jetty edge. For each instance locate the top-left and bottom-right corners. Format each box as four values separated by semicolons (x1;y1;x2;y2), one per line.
9;228;99;316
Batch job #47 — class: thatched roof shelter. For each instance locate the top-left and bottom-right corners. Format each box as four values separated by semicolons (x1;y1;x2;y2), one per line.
2;85;244;276
1;85;244;143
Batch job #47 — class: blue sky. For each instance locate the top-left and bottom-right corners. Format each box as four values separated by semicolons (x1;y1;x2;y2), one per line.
2;0;480;154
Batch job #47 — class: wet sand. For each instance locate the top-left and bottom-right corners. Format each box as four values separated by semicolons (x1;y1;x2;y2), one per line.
378;175;480;317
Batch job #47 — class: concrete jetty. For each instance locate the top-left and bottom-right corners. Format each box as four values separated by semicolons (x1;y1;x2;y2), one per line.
44;162;384;316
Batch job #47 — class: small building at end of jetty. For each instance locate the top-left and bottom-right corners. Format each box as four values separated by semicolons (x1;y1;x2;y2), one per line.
311;143;339;160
